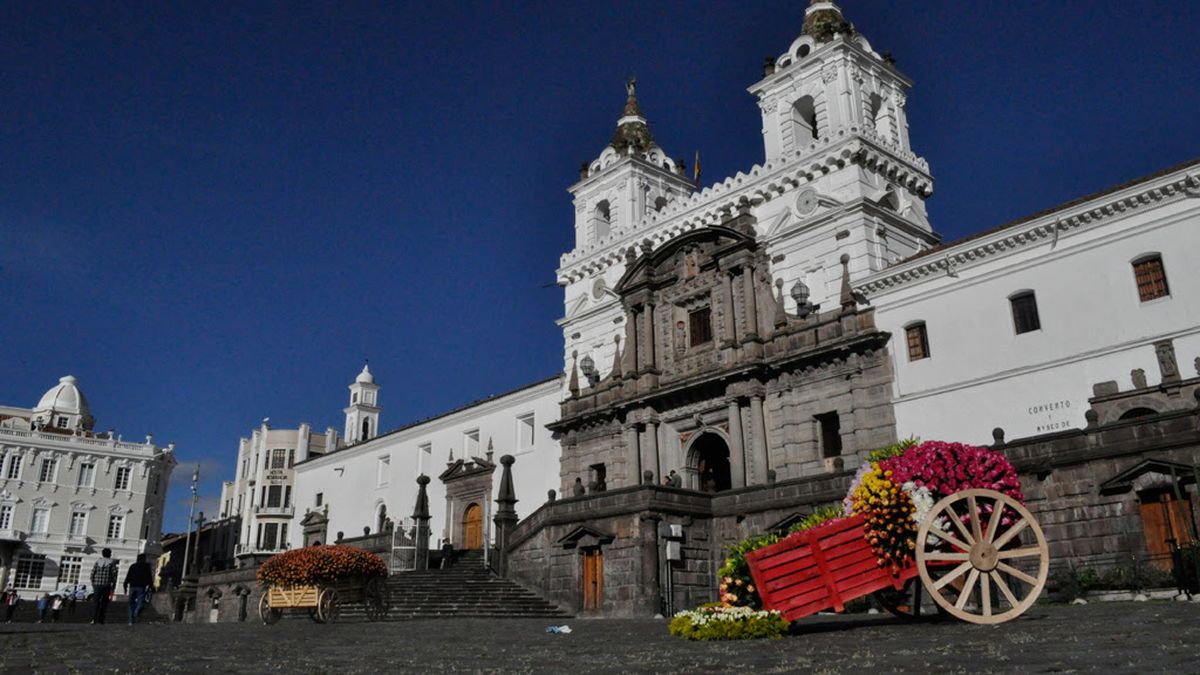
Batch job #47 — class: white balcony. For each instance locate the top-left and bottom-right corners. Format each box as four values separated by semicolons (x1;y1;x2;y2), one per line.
253;505;295;518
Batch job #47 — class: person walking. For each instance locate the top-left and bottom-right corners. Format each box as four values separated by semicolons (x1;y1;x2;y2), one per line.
2;586;19;623
50;593;64;622
123;553;154;625
89;548;119;624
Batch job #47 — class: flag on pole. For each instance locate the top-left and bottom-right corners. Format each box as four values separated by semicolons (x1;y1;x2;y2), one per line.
693;150;701;185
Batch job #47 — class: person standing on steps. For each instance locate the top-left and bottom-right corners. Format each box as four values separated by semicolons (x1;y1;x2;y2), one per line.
89;548;119;624
123;554;154;624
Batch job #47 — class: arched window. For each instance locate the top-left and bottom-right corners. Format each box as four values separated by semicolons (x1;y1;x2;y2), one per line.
796;44;811;59
593;200;611;241
1119;407;1158;421
791;96;818;146
361;418;370;441
867;92;889;140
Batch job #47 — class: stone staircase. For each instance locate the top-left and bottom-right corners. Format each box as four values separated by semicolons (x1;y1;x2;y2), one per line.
338;550;570;621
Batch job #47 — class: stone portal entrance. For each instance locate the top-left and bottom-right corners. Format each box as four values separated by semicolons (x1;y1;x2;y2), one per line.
690;433;732;493
464;503;483;549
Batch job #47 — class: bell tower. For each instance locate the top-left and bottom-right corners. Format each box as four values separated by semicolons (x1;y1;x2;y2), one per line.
344;364;381;444
559;80;695;388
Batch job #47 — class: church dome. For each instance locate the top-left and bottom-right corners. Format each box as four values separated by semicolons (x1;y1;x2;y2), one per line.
356;364;375;384
36;375;91;417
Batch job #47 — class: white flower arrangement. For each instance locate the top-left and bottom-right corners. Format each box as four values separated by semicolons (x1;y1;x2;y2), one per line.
672;605;781;626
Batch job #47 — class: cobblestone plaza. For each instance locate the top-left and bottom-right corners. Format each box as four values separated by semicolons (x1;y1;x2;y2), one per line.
0;602;1195;673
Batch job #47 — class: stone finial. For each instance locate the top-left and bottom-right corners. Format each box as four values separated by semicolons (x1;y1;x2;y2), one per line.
1085;409;1099;428
773;278;788;329
495;455;518;519
643;470;655;485
412;474;431;521
572;477;585;496
486;437;494;462
992;427;1005;446
547;489;557;503
839;254;856;310
568;350;580;397
1131;368;1148;390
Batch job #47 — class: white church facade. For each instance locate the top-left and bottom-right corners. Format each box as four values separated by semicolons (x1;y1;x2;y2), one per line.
0;376;176;598
220;2;1197;578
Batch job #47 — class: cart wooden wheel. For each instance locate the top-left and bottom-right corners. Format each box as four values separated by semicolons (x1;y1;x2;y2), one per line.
308;608;323;624
258;593;281;625
316;588;340;624
916;488;1049;625
363;576;391;621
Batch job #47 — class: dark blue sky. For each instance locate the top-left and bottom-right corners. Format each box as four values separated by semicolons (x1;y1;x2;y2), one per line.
3;1;1197;530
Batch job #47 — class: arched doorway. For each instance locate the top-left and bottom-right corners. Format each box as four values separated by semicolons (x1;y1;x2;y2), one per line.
691;433;732;493
463;503;483;549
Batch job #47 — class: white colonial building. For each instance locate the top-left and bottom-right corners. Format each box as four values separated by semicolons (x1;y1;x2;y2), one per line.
0;376;176;598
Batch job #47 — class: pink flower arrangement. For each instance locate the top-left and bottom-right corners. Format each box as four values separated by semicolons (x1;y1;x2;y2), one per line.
878;441;1023;503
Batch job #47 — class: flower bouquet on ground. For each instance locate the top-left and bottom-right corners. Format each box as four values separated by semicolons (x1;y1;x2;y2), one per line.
257;545;387;588
669;604;789;640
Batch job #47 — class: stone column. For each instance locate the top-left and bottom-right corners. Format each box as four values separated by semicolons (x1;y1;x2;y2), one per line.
623;308;639;377
493;455;518;578
722;271;738;345
412;475;432;570
624;424;642;488
741;266;759;341
749;395;769;484
727;399;747;488
638;514;662;617
645;420;660;484
641;303;657;372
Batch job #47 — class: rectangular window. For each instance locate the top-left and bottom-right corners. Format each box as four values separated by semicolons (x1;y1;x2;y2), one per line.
56;416;68;428
377;455;391;487
815;412;843;458
114;466;132;491
284;485;292;508
315;492;324;507
287;448;295;468
0;504;12;530
31;507;50;533
263;523;279;551
280;524;289;550
689;306;713;347
59;555;82;587
5;454;19;480
905;323;930;361
1133;256;1170;302
267;485;283;508
240;458;248;479
14;554;46;590
1010;292;1041;334
77;462;96;488
516;414;536;450
107;514;125;540
270;449;287;469
38;458;57;483
464;430;479;457
69;511;88;536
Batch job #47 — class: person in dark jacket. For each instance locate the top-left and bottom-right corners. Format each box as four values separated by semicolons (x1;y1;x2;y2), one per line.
89;548;119;624
123;554;154;625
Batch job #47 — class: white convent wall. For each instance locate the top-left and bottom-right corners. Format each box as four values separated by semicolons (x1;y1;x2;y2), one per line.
863;163;1200;444
290;378;561;549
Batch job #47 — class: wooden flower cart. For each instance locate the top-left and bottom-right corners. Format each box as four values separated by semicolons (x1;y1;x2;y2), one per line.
259;576;390;624
747;489;1050;625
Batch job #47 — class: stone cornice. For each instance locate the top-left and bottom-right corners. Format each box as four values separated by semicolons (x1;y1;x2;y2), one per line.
857;162;1200;296
557;131;933;285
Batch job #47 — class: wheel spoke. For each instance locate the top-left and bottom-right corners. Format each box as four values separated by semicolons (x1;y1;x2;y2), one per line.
936;525;973;553
924;552;970;561
996;561;1038;586
955;569;980;610
993;570;1020;608
993;518;1028;549
984;501;1005;544
980;572;992;616
946;507;976;546
968;495;984;543
997;547;1043;560
933;561;973;591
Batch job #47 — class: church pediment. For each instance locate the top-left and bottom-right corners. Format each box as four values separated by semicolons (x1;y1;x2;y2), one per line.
299;510;328;528
1099;459;1195;495
556;524;615;550
438;457;497;482
615;225;756;296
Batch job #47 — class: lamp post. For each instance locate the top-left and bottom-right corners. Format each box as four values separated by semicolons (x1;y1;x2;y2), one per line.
180;465;199;582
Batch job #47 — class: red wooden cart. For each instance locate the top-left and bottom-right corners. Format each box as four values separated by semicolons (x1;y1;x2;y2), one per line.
746;489;1050;625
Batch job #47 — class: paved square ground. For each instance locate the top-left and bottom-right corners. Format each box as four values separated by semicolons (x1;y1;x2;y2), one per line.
0;602;1196;673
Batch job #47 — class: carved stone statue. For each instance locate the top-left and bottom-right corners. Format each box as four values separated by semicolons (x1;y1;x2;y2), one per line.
1131;368;1148;390
1155;340;1180;382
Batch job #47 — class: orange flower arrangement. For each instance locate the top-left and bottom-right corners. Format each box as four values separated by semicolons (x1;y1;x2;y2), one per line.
257;545;387;587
